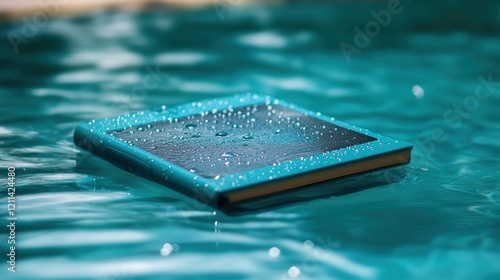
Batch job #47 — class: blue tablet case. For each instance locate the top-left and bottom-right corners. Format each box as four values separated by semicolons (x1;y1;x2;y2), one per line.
74;94;412;212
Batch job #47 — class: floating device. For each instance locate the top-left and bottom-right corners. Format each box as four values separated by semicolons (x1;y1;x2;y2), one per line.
74;94;412;213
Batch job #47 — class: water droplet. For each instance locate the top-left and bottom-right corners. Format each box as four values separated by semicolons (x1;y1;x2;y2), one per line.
137;126;144;132
221;152;236;158
185;123;197;129
160;243;174;256
288;266;300;278
274;129;282;134
269;247;281;258
303;240;314;249
191;132;202;138
189;168;197;173
412;84;425;99
216;131;228;137
242;133;253;140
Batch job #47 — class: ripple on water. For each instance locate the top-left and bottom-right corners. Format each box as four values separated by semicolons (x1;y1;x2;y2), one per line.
0;3;499;280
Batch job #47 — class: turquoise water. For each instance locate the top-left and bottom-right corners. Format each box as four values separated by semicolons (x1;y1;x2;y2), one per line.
1;2;500;279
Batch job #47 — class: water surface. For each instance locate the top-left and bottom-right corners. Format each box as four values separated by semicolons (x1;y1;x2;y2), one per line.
1;2;499;279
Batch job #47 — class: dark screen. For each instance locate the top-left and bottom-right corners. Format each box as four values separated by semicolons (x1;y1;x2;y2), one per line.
112;104;376;178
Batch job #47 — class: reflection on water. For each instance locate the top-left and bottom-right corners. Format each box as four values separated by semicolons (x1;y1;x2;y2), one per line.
1;2;499;279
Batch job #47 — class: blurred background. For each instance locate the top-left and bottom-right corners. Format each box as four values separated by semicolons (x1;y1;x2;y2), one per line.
1;0;499;279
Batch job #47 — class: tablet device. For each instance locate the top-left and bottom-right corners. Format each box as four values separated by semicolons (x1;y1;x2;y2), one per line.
74;94;412;213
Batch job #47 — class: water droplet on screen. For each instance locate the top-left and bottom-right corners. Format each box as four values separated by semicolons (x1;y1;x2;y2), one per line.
185;123;197;129
216;131;228;137
191;132;202;138
274;129;282;134
137;126;144;132
189;168;197;173
221;152;236;159
242;133;253;139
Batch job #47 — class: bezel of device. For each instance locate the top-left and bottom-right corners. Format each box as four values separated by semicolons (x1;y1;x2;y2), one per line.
74;93;412;207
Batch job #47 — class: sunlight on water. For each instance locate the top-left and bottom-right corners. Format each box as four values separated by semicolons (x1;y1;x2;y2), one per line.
0;1;499;279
